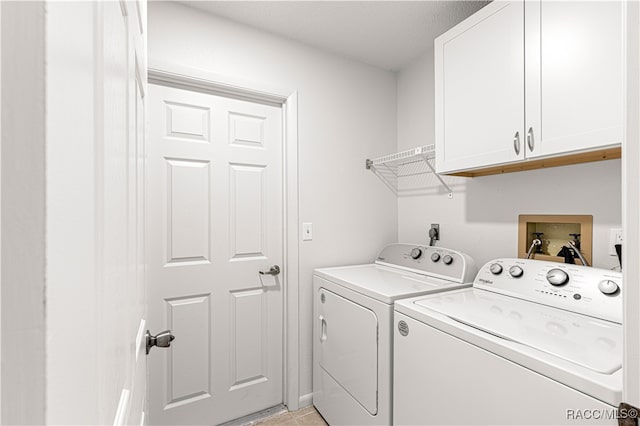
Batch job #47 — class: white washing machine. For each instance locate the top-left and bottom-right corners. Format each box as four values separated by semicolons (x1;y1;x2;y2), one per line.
394;258;623;425
312;243;477;425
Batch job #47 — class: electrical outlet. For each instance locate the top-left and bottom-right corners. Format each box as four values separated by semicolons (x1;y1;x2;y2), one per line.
609;228;622;255
430;223;440;241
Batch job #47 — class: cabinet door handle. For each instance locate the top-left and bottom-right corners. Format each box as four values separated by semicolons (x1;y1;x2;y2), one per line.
513;131;521;155
527;127;534;152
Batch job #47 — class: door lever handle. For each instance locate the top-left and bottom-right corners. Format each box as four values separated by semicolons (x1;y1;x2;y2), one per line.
146;330;175;355
259;265;281;276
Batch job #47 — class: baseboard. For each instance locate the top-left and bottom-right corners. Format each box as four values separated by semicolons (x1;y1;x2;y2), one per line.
219;405;286;426
298;393;313;408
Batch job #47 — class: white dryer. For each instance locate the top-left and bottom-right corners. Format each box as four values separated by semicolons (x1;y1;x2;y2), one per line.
313;243;477;425
394;258;623;425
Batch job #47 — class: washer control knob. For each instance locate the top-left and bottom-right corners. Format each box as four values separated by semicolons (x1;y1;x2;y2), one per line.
489;263;503;275
598;280;619;295
443;255;453;265
410;248;423;260
431;253;440;262
546;269;569;286
509;265;524;278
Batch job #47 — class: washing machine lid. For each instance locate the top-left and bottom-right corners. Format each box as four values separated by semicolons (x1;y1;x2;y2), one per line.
314;264;469;304
411;288;622;374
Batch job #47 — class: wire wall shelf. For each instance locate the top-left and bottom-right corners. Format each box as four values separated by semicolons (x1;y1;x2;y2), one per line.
365;145;453;197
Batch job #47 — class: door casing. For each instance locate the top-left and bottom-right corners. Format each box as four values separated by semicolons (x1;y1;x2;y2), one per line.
147;61;301;411
623;0;640;408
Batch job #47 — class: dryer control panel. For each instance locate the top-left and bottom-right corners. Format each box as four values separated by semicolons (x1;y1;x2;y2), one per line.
375;243;477;284
475;258;622;324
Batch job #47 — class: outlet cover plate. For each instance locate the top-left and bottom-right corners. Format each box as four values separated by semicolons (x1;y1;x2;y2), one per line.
609;228;622;255
302;223;313;241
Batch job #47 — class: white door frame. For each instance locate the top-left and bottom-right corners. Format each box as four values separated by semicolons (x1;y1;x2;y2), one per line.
623;0;640;408
147;61;301;412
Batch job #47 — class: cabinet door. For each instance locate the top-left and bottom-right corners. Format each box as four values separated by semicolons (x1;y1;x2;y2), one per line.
526;1;623;159
435;1;524;174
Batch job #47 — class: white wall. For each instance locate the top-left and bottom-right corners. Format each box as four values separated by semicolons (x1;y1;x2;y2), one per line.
148;2;398;401
1;2;46;424
397;49;622;270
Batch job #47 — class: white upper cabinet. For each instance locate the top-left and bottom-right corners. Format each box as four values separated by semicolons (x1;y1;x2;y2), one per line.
436;0;623;175
435;1;525;173
526;0;623;159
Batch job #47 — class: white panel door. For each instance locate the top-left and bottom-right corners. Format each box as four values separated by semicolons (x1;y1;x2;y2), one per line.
525;0;623;159
127;0;148;423
101;1;148;424
147;84;283;425
43;1;148;423
435;1;525;174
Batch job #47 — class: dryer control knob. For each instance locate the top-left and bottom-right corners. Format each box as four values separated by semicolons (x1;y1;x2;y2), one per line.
598;280;619;295
410;248;422;259
431;253;440;262
546;269;569;286
509;265;524;278
443;255;453;265
489;263;503;275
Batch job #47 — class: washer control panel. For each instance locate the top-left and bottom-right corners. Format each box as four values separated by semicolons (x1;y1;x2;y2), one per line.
375;243;477;284
475;258;622;323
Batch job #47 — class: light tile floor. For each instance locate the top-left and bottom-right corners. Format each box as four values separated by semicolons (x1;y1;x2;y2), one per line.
255;406;328;426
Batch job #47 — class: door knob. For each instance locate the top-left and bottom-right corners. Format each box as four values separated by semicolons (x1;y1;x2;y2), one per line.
259;265;281;276
146;330;175;355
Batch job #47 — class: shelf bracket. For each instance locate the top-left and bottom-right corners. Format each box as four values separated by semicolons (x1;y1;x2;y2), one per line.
370;166;398;195
421;153;453;198
365;159;373;170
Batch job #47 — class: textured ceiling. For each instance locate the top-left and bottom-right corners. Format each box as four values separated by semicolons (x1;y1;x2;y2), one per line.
179;1;490;71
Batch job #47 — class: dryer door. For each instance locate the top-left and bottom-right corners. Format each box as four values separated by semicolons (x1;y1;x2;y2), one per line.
317;287;378;414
